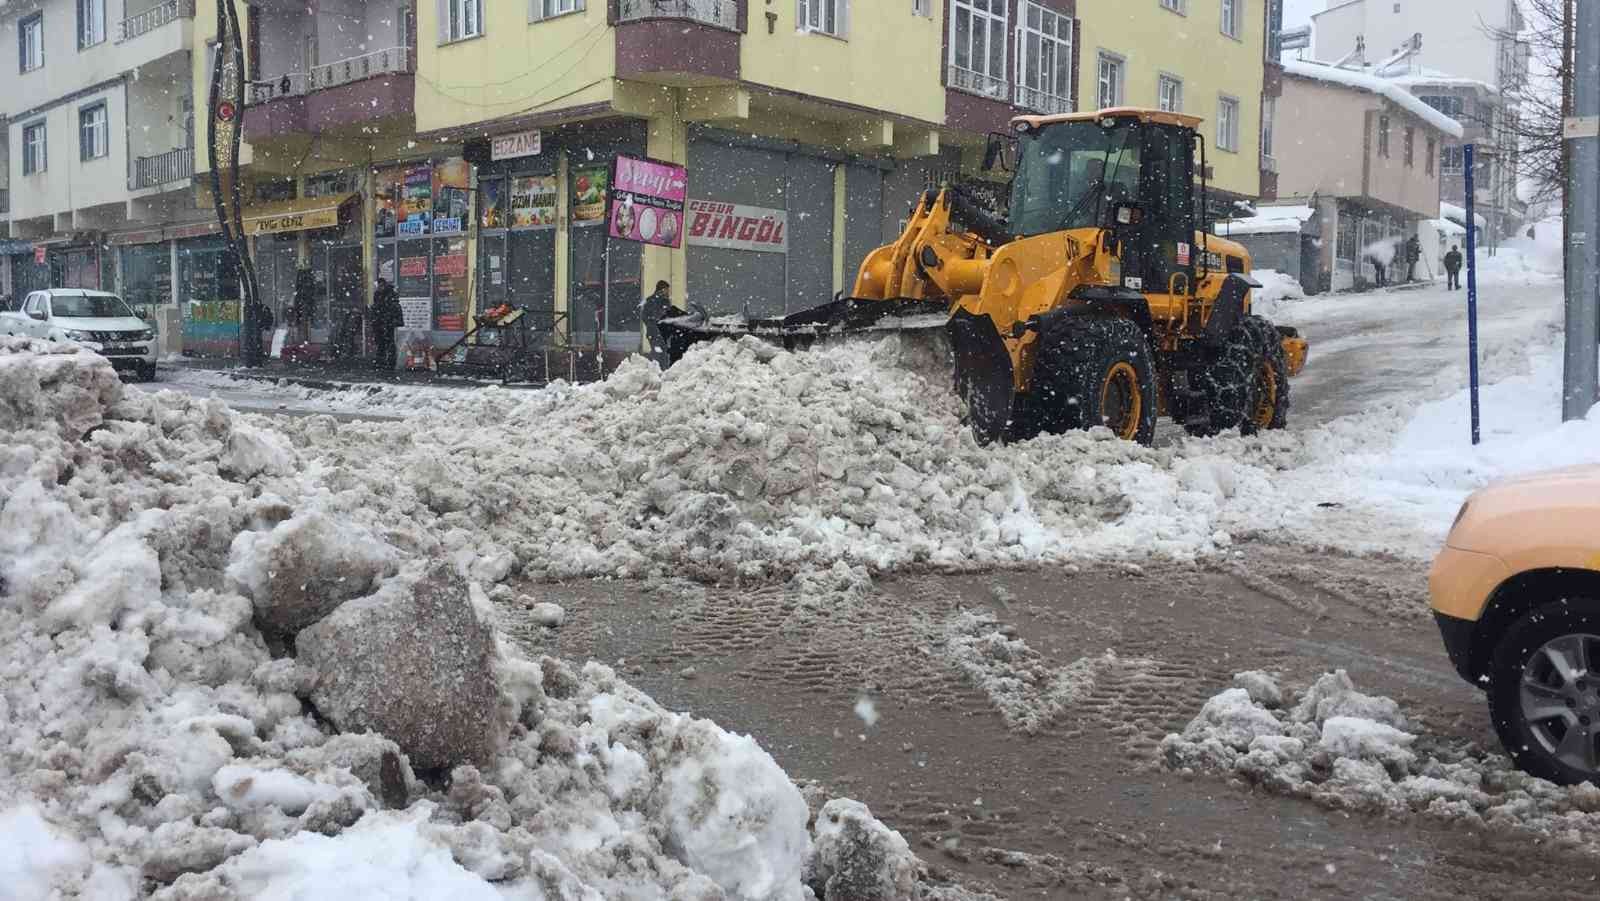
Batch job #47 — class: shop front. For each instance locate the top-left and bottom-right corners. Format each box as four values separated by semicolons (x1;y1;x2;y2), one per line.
245;192;363;358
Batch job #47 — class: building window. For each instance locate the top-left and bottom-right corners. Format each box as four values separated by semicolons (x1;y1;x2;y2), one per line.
949;0;1008;98
1441;145;1464;173
1419;94;1464;118
19;13;44;72
1016;2;1072;111
1261;95;1275;157
23;122;47;175
1217;95;1240;151
77;0;105;49
1377;114;1390;157
1097;52;1124;109
531;0;582;20
1403;126;1415;167
1220;0;1241;39
439;0;483;42
913;0;931;15
1266;0;1283;58
798;0;847;36
1161;0;1185;11
1426;137;1436;175
1158;74;1183;112
80;103;109;161
399;4;414;43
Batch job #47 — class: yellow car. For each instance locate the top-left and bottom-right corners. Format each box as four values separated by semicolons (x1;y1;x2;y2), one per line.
1429;464;1600;785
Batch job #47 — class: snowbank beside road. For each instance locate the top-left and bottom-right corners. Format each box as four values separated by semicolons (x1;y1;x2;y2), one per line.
0;338;967;900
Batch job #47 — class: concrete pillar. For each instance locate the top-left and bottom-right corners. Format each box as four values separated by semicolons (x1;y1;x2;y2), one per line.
832;164;847;295
554;150;570;344
643;105;689;315
362;168;376;312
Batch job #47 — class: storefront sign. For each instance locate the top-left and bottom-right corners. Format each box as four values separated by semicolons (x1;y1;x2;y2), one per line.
491;130;542;161
401;165;433;232
509;175;557;229
398;220;427;237
35;247;47;264
572;168;609;224
399;257;430;279
432;159;470;232
608;155;687;249
432;217;464;236
685;200;789;254
109;229;164;246
247;207;341;236
434;253;468;278
399;298;432;330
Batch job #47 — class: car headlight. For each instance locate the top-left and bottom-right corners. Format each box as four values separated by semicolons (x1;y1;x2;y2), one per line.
135;329;156;341
63;329;93;341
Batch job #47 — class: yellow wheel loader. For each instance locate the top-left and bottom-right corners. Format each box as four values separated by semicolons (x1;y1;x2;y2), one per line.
660;108;1308;445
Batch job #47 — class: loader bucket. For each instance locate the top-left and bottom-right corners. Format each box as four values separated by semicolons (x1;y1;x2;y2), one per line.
948;309;1015;446
657;297;950;366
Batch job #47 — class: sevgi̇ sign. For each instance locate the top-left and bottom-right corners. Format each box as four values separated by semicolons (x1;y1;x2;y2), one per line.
685;200;788;253
607;155;688;248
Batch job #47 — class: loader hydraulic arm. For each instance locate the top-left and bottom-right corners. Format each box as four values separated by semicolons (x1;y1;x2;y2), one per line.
853;188;999;304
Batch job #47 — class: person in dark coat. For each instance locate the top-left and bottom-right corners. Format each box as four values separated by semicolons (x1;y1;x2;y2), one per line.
1404;235;1421;282
1443;245;1464;291
640;280;675;368
370;277;404;369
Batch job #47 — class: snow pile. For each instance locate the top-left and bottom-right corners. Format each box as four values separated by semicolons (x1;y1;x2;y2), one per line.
1285;60;1465;138
1217;204;1315;237
1249;269;1306;319
1161;671;1600;845
1476;216;1565;283
0;338;967;899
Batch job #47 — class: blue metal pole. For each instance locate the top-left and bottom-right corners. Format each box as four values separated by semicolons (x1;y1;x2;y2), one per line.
1464;143;1481;445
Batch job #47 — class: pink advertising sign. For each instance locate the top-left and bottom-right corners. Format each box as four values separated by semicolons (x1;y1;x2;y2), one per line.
607;154;688;249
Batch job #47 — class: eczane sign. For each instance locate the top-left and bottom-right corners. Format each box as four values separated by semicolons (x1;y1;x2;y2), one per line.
491;130;542;161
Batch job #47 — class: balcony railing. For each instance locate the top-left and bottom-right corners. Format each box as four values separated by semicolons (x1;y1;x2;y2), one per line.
117;0;195;43
248;47;413;105
130;147;194;190
1014;85;1071;115
948;65;1009;102
619;0;739;29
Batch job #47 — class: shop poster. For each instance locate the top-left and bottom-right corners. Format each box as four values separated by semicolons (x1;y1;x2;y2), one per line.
374;167;405;238
433;237;469;332
480;178;506;230
571;168;608;225
509;175;557;229
685;199;789;253
399;298;432;331
397;165;433;236
607;155;687;249
432;159;471;235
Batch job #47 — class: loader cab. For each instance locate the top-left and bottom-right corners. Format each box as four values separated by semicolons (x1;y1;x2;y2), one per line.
1009;110;1202;297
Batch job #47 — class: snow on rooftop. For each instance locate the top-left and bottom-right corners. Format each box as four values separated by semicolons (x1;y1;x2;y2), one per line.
1386;67;1499;95
1440;201;1488;230
1217;205;1315;237
1283;60;1466;139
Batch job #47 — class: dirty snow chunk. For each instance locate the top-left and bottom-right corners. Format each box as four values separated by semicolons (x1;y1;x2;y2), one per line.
297;564;507;771
0;806;91;901
212;765;344;815
468;552;515;584
1318;716;1417;772
854;697;880;728
1182;688;1284;750
220;422;295;479
226;511;398;635
1231;671;1283;708
1291;670;1407;729
530;602;566;628
174;807;499;900
806;799;917;901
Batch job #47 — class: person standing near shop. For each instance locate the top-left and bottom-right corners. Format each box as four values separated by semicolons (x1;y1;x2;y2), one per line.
1443;245;1463;291
370;277;403;370
1404;235;1421;282
640;280;675;368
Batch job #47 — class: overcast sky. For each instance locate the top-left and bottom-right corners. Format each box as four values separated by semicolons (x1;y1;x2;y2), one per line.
1285;0;1322;32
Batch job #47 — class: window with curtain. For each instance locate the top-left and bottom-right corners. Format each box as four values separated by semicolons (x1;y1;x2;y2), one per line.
798;0;847;37
1261;96;1275;156
20;14;44;72
1016;2;1071;110
1220;0;1241;39
949;0;1007;96
1217;95;1240;151
1158;74;1183;112
439;0;483;42
78;0;105;48
1096;52;1124;109
532;0;582;21
23;122;46;174
79;103;108;160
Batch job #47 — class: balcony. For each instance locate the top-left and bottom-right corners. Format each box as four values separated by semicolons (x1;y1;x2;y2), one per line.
619;0;740;29
948;66;1009;103
245;48;415;141
130;147;194;191
1014;85;1071;115
117;0;195;43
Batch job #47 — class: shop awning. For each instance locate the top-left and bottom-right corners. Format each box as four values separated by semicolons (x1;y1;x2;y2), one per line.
243;193;358;236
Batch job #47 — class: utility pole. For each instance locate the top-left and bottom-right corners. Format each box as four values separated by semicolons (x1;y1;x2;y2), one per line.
1564;0;1599;420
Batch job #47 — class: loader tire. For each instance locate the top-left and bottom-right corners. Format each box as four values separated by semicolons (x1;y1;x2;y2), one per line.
1183;317;1257;437
1029;317;1157;445
1240;314;1290;434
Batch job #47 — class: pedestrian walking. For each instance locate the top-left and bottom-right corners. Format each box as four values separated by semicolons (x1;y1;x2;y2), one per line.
1443;245;1463;291
370;277;403;370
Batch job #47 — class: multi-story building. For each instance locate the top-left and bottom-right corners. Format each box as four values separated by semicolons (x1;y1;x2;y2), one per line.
151;0;1269;366
1308;0;1529;244
1;0;217;318
1264;60;1461;292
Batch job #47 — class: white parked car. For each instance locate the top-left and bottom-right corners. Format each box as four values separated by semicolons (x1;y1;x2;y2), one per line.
2;289;158;381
